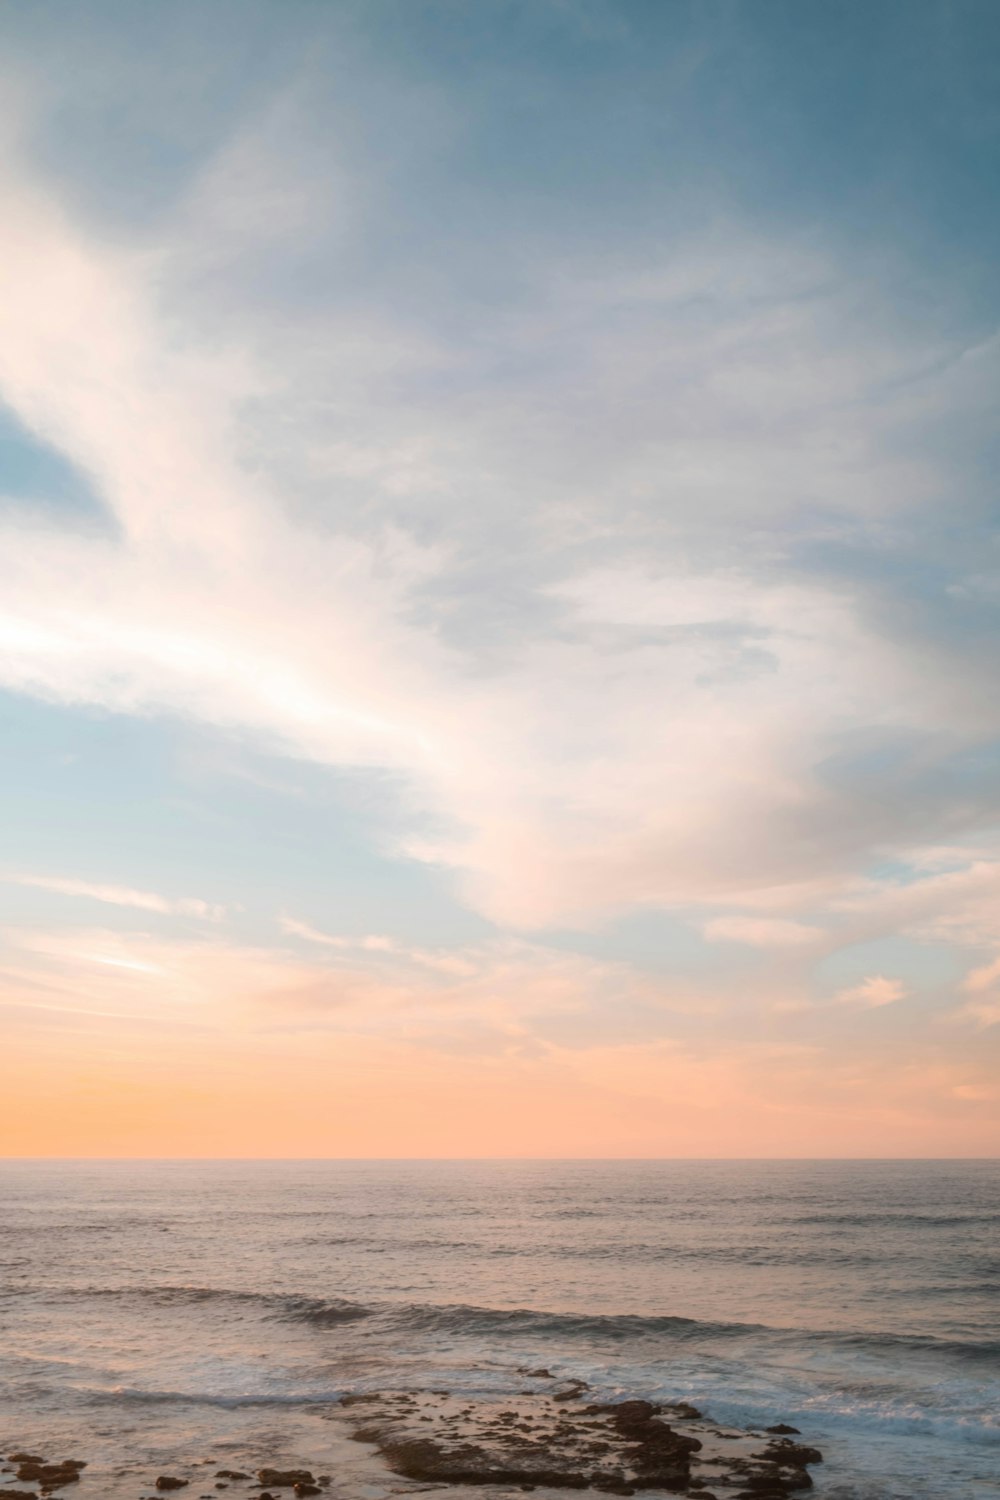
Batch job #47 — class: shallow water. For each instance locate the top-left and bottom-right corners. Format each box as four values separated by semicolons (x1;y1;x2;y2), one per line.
1;1160;997;1498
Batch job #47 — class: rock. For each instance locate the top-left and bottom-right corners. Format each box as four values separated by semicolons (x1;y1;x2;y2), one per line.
631;1472;690;1493
7;1458;45;1466
379;1437;591;1488
350;1429;381;1446
256;1473;314;1489
734;1470;813;1498
551;1381;590;1401
591;1475;635;1495
0;1490;39;1499
574;1402;700;1493
293;1487;321;1497
16;1464;81;1488
156;1480;190;1491
215;1474;249;1481
759;1443;822;1467
764;1426;800;1436
342;1384;822;1497
585;1401;657;1427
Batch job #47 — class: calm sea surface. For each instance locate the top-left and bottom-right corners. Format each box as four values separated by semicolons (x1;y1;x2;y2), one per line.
1;1160;997;1498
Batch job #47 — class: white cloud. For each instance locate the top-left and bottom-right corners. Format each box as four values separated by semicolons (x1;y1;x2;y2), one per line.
962;954;1000;993
835;858;1000;951
954;998;1000;1028
703;915;823;948
951;1083;996;1101
836;975;908;1008
951;954;1000;1026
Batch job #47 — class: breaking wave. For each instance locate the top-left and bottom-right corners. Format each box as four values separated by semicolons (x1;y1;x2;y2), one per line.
36;1282;1000;1369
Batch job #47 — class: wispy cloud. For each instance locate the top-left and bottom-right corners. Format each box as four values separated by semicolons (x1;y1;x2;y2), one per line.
0;83;996;934
7;873;227;921
279;916;394;951
278;917;479;974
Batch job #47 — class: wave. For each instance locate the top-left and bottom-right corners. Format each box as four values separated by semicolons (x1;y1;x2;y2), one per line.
296;1234;481;1254
55;1284;288;1307
72;1367;1000;1453
536;1207;608;1219
29;1284;1000;1371
780;1212;1000;1228
0;1221;125;1235
378;1301;745;1340
300;1297;1000;1369
677;1385;1000;1451
90;1384;345;1408
281;1295;373;1326
370;1302;1000;1373
287;1233;889;1268
48;1284;374;1325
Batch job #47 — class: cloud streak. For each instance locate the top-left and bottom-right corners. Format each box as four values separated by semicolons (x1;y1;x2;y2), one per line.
8;873;227;921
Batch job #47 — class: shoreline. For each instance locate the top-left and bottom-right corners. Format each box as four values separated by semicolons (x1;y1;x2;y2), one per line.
1;1380;823;1500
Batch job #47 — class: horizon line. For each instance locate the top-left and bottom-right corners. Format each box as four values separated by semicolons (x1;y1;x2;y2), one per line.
2;1155;997;1164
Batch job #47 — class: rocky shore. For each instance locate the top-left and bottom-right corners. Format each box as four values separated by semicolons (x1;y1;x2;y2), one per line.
1;1380;823;1500
340;1380;821;1498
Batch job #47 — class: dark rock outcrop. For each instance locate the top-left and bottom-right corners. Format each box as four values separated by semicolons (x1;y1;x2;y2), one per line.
758;1442;823;1467
342;1384;824;1497
15;1463;82;1489
379;1437;590;1488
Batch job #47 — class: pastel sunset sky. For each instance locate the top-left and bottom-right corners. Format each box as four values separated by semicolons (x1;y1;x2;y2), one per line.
2;0;999;1157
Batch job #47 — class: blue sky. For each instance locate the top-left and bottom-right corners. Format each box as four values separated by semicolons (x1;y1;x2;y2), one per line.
0;0;998;1154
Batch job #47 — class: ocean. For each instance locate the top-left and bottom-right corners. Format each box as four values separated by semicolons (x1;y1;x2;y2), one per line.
1;1160;997;1499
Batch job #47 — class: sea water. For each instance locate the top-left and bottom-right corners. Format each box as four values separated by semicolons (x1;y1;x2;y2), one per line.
1;1160;997;1499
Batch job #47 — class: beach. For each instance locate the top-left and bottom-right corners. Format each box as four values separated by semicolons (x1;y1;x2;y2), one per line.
1;1161;997;1500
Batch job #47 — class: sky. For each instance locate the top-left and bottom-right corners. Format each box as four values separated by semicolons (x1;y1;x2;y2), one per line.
1;0;999;1157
